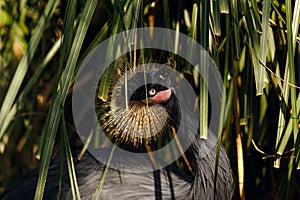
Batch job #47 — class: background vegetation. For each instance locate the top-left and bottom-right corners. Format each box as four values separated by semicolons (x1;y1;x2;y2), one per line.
0;0;299;199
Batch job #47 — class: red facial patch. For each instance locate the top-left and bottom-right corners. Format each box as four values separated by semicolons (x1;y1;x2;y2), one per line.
148;89;172;104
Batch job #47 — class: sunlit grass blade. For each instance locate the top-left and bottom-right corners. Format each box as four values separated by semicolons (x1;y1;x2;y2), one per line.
236;132;245;199
214;13;230;197
241;0;265;95
198;0;210;139
211;0;221;36
122;0;133;30
34;1;98;199
267;26;276;62
259;0;271;86
186;3;198;73
219;0;229;14
275;71;290;168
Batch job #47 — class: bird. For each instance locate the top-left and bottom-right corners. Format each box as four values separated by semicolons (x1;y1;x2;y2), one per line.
0;64;235;200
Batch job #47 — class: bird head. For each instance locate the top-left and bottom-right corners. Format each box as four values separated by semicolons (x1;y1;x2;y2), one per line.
100;65;179;148
122;68;173;105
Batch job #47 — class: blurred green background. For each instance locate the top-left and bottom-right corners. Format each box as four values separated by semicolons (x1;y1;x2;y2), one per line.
0;0;299;199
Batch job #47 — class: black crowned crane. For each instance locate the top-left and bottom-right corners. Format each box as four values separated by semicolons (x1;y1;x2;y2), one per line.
0;65;235;200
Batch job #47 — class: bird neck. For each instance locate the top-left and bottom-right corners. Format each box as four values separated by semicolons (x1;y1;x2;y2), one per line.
161;93;180;132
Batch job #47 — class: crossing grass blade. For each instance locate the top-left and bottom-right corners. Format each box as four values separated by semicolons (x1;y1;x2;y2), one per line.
62;114;81;200
34;1;98;199
199;0;209;139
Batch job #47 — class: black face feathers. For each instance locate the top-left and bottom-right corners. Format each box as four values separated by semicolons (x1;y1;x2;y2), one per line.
121;69;171;102
129;83;169;101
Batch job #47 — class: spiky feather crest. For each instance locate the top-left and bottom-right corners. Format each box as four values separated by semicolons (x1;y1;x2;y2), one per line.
98;63;171;148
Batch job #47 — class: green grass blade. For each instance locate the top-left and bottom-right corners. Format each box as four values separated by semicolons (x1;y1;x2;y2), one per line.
211;0;221;36
98;0;142;101
198;0;210;139
186;3;198;73
62;114;81;200
214;13;230;195
122;0;133;30
274;80;288;167
92;145;116;200
229;0;241;58
59;0;77;72
250;0;262;32
34;1;98;199
276;94;300;155
37;0;78;157
97;15;121;101
241;0;265;95
57;146;64;200
162;0;170;29
274;0;300;168
200;0;209;49
286;0;300;142
160;0;174;59
258;0;271;88
97;0;131;101
189;4;197;40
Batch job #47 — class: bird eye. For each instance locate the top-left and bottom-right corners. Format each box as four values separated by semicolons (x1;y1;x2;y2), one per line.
149;88;156;96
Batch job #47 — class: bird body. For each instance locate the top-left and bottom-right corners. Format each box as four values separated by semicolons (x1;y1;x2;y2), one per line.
0;65;234;199
0;138;233;200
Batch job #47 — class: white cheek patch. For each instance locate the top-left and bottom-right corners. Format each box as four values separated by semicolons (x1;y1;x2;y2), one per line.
148;89;172;104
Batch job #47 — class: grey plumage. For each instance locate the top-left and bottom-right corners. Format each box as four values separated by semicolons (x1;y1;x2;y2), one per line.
0;139;234;200
0;66;234;199
0;111;234;200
